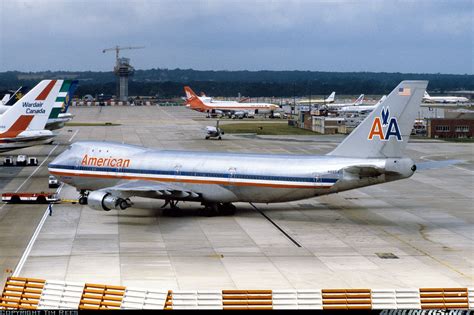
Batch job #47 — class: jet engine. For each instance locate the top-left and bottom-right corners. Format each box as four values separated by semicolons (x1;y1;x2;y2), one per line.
87;191;131;211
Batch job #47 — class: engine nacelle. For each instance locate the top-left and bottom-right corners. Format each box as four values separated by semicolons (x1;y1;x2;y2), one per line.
87;190;131;211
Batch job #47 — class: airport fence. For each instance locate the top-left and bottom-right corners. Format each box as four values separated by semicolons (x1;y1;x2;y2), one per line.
0;277;472;310
71;101;183;106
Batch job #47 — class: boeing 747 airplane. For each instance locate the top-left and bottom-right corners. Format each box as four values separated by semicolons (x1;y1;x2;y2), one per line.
49;81;458;216
184;86;280;118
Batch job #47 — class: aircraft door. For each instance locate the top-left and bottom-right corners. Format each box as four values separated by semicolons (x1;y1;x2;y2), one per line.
313;172;322;185
174;164;182;182
228;167;237;185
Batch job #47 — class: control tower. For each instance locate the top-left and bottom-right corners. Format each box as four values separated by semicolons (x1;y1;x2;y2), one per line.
102;46;144;102
115;57;134;102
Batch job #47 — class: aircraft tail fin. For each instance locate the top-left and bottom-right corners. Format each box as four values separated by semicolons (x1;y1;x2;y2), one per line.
325;92;336;103
1;80;64;134
48;80;76;119
328;81;428;158
354;94;364;105
2;86;27;106
184;86;207;110
1;94;9;105
61;80;78;113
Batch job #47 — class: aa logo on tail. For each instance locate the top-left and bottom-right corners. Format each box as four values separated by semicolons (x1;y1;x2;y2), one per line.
368;107;402;141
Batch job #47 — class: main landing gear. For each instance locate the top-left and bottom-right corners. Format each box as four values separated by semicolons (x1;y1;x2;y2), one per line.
161;200;182;217
79;190;88;205
160;200;237;217
199;202;236;217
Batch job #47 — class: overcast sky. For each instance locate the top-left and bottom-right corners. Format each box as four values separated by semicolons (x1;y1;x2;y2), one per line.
0;0;472;74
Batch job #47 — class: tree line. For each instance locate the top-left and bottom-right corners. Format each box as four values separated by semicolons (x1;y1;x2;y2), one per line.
0;69;472;98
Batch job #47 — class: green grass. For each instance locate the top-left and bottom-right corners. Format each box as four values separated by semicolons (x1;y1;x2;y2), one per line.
221;122;318;135
65;122;121;126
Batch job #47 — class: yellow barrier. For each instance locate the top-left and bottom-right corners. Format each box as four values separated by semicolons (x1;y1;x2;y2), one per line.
420;288;469;309
79;283;125;310
0;277;45;309
322;288;372;310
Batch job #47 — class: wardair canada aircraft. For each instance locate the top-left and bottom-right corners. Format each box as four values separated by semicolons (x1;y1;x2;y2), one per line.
0;80;71;152
49;81;458;216
0;80;77;130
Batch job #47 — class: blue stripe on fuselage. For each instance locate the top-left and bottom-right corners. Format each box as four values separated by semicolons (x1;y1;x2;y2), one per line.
48;164;339;184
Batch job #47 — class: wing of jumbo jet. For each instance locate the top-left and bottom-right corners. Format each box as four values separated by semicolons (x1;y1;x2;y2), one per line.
99;180;201;200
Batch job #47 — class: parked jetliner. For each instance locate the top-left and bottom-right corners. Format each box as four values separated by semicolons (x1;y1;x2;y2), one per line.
297;92;336;105
0;80;68;152
49;81;458;216
423;91;469;104
339;95;387;115
0;81;77;130
325;94;365;109
184;86;280;117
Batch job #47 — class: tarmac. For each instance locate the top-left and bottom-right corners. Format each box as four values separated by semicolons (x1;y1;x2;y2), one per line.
0;105;473;290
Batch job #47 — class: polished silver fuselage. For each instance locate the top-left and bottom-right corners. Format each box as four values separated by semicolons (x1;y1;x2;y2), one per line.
49;141;414;203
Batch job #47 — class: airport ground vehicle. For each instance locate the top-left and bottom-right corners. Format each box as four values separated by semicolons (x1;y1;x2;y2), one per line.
205;121;224;140
48;175;60;188
3;156;14;166
2;192;60;204
16;155;27;166
11;155;38;166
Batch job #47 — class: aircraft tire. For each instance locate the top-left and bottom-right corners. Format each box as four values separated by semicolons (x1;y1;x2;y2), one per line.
79;196;88;205
218;203;236;215
201;204;219;217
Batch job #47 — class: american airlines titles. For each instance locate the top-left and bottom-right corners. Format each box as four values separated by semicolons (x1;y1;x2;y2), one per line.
81;154;131;168
22;102;45;114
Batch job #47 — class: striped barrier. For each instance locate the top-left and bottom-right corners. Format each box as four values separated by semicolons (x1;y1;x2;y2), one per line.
222;290;273;310
170;290;222;310
272;289;322;309
321;289;372;310
121;288;168;309
0;277;45;309
420;288;469;309
1;277;473;310
38;280;84;309
164;290;173;310
78;283;125;310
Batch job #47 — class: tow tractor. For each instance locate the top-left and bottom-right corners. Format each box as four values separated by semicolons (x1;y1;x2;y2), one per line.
2;192;60;204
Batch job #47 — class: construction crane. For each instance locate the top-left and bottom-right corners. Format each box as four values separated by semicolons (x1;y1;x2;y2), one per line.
102;46;145;102
102;46;145;62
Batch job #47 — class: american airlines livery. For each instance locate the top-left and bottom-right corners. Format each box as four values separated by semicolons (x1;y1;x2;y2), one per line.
0;80;70;152
49;81;459;216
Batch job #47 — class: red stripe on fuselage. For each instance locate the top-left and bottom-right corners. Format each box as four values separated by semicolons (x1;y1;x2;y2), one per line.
36;80;57;100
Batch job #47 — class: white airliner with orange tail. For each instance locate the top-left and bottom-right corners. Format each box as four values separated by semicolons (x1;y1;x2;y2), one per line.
184;86;280;117
0;80;68;152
